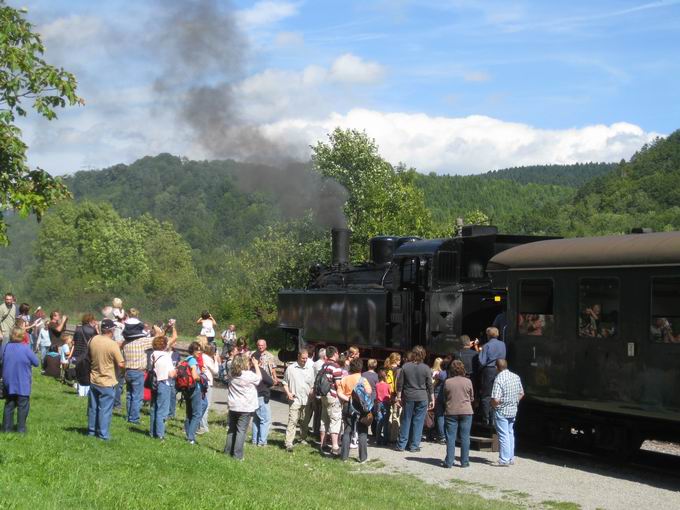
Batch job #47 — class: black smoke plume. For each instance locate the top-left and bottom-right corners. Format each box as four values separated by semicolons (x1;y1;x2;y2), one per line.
150;0;348;228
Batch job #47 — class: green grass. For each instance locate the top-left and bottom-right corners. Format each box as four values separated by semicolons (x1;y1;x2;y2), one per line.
0;374;522;510
541;502;582;510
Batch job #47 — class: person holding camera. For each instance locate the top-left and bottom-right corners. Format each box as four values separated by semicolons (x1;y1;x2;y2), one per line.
224;353;261;460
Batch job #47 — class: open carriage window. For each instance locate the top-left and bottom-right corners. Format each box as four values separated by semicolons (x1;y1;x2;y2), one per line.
650;277;680;344
518;279;554;337
578;278;619;338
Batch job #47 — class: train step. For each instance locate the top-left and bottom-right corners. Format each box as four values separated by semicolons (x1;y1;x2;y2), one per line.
468;434;498;452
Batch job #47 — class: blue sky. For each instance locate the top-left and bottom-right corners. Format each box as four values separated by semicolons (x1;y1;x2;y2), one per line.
14;0;680;174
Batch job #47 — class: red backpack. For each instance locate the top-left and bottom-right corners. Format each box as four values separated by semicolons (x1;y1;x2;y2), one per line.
175;360;196;392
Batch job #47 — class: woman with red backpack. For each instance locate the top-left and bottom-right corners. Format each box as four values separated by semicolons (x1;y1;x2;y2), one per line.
178;342;204;445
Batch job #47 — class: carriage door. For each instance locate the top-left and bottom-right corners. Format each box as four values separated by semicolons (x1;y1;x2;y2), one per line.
516;278;555;395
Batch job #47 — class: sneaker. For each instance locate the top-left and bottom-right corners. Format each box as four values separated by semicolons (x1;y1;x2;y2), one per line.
496;461;510;467
188;440;196;445
408;447;421;453
393;446;405;452
196;428;207;435
460;463;470;468
440;461;452;468
357;459;369;465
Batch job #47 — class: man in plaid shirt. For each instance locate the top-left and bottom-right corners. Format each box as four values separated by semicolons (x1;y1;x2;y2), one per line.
491;359;524;466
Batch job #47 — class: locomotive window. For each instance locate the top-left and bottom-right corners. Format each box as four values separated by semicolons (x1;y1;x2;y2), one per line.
401;258;418;286
650;277;680;344
578;278;619;339
518;279;554;337
437;252;458;284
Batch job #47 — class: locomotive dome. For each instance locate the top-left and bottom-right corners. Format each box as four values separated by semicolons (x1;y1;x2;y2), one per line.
487;231;680;271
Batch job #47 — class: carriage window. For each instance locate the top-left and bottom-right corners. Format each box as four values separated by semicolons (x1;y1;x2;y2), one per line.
518;279;554;336
650;278;680;344
578;278;619;338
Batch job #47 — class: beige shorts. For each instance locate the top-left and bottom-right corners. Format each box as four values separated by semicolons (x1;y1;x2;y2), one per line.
320;395;342;434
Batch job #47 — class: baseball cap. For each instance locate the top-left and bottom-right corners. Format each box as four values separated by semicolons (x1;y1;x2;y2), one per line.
101;318;116;331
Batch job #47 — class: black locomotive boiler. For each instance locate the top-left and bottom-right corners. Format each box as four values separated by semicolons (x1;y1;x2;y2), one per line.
277;226;549;359
487;231;680;452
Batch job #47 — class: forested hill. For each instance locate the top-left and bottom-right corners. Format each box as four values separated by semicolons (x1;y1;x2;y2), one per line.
65;154;280;252
481;162;616;187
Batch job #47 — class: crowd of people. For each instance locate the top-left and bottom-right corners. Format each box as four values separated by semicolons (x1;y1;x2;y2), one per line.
0;291;524;468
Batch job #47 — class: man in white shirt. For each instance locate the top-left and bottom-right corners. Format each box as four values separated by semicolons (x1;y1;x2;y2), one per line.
282;349;314;451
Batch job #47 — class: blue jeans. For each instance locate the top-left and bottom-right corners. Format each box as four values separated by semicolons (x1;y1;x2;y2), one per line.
251;396;271;445
3;394;30;433
39;345;48;360
168;379;177;419
87;384;115;440
494;411;516;464
150;381;171;438
397;400;428;451
114;373;123;409
375;402;390;445
184;385;202;441
199;385;211;431
444;415;472;467
125;369;145;423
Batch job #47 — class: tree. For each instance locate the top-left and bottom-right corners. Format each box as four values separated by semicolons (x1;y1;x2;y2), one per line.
0;2;82;245
311;128;432;259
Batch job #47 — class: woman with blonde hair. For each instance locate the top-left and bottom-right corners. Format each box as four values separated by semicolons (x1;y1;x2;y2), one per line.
383;352;402;443
224;353;261;460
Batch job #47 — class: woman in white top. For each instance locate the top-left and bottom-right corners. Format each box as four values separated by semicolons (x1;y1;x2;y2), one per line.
197;344;221;434
196;311;216;347
149;336;176;440
225;353;261;460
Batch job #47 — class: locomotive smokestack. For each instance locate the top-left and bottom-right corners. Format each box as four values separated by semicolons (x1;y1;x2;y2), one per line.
331;228;350;266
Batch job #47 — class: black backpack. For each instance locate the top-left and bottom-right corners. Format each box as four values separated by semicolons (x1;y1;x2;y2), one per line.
74;325;95;386
313;362;333;397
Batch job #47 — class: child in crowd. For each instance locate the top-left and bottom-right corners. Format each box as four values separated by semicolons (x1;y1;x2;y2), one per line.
59;334;73;383
375;369;392;445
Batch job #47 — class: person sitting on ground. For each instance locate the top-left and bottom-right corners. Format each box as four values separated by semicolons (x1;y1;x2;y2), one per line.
225;353;261;460
442;360;474;469
42;344;62;379
338;357;372;463
149;335;176;440
282;349;314;451
2;327;39;433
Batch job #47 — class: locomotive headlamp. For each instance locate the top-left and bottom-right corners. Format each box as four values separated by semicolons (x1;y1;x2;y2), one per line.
494;295;502;302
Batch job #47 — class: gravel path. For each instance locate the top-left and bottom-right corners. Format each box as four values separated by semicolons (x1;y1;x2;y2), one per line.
210;385;679;510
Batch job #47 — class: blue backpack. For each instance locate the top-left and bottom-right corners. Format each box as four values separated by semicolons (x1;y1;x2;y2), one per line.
351;377;373;416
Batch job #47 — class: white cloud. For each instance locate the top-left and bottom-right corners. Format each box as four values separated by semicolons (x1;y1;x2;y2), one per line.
463;70;491;82
329;53;385;84
235;1;299;29
258;109;662;174
39;14;105;45
274;31;304;47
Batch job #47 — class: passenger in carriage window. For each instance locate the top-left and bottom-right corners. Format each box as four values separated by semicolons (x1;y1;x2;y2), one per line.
650;317;678;343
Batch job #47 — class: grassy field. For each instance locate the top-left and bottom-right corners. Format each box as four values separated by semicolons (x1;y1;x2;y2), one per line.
0;374;519;510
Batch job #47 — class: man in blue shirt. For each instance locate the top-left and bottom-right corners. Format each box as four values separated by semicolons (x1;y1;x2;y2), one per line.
478;327;506;425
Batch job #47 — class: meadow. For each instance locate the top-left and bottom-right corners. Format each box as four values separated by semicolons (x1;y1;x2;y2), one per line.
0;374;516;510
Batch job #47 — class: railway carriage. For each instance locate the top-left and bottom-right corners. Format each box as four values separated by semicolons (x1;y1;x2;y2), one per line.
487;231;680;453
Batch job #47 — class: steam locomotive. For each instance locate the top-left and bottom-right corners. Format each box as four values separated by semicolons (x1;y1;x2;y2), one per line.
278;227;680;452
277;225;549;358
